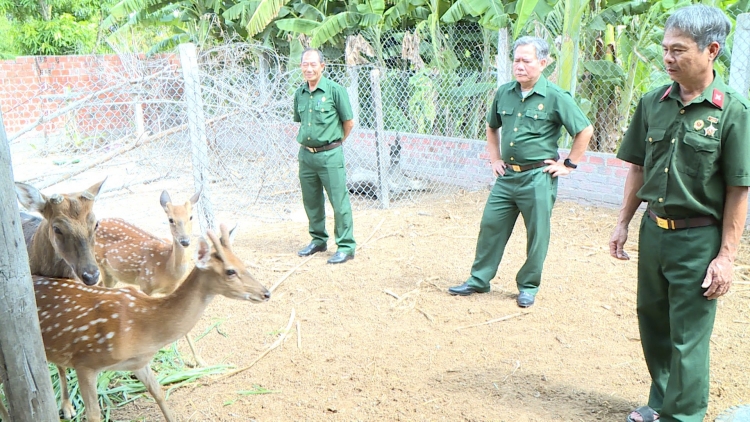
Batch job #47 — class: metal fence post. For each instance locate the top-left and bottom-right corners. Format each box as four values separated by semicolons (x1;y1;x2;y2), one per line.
729;13;750;98
347;66;360;127
179;43;215;233
497;28;511;87
370;67;390;208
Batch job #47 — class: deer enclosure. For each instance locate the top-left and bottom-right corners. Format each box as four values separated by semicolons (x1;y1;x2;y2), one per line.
22;179;745;422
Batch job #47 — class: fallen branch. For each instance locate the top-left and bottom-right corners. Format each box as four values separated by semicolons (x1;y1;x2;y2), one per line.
27;112;236;190
384;290;400;299
296;321;302;349
416;307;434;322
9;68;174;143
212;308;295;382
359;218;386;249
269;256;314;293
455;312;529;330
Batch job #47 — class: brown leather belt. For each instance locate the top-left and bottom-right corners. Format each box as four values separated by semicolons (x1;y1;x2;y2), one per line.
647;209;718;230
505;161;549;172
305;141;342;153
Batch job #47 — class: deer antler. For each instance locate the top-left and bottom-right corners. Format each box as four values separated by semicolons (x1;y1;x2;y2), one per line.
219;223;234;252
206;230;227;263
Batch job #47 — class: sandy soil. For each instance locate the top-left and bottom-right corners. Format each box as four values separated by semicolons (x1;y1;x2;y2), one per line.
87;188;750;422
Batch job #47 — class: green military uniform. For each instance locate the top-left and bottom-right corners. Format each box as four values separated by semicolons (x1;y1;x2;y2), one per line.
617;73;750;422
293;76;356;254
466;76;590;294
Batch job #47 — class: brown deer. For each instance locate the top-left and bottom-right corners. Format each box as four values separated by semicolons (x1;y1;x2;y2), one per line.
95;189;201;295
95;189;209;365
1;224;270;422
14;179;106;285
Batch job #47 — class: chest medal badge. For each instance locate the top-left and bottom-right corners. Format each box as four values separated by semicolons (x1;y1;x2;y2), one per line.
693;120;704;131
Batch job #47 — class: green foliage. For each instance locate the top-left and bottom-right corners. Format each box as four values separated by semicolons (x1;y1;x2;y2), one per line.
45;345;232;421
16;14;97;55
408;69;437;133
0;15;19;58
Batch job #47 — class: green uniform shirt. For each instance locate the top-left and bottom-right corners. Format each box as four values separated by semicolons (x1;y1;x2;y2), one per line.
617;73;750;220
487;76;591;166
294;76;354;147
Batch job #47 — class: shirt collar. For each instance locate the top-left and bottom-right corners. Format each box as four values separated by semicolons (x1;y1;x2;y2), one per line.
302;76;331;94
661;71;726;110
508;75;549;98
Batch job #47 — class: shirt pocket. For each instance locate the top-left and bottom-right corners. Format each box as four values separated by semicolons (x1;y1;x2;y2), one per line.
522;109;549;134
314;101;337;125
677;132;720;177
644;127;666;169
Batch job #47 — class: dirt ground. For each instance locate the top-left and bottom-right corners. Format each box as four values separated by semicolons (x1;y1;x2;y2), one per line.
76;186;750;422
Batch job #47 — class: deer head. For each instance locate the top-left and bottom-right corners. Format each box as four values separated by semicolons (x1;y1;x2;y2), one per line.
199;223;270;302
160;188;201;247
15;179;106;285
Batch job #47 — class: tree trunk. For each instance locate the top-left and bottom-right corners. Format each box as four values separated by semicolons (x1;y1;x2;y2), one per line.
37;0;51;21
0;110;59;421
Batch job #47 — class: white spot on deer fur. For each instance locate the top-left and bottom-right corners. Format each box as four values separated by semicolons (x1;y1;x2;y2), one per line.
112;313;119;319
80;335;89;341
105;332;115;339
78;325;89;331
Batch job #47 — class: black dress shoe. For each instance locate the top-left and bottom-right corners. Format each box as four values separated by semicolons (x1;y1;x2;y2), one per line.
516;292;535;308
298;243;327;257
327;251;354;264
448;282;490;296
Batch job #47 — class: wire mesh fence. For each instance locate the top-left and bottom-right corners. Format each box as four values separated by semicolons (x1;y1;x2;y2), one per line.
4;14;750;225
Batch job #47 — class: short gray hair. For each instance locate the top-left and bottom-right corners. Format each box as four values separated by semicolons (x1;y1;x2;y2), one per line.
301;48;325;64
513;36;550;61
665;5;731;55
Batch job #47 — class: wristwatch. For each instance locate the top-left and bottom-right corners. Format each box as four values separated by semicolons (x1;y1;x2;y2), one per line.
563;158;578;169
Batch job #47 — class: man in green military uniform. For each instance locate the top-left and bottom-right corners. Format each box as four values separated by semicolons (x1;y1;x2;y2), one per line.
293;48;356;264
610;5;750;422
448;36;593;307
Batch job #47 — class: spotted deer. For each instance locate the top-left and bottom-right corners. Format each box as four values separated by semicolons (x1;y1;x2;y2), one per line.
94;189;210;365
95;189;201;295
14;180;106;285
0;224;270;422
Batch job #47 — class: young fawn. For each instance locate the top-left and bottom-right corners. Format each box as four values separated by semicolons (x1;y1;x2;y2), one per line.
95;189;212;365
96;189;201;295
22;224;270;422
14;179;106;285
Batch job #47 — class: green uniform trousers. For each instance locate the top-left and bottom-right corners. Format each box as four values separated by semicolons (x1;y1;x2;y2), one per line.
298;146;355;254
637;214;720;422
466;168;557;294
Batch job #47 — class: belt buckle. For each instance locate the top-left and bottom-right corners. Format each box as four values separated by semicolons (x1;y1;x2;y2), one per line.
655;216;670;230
510;164;521;172
306;146;316;153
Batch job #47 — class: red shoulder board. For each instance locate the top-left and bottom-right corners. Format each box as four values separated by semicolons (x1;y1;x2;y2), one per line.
711;89;724;109
660;86;672;101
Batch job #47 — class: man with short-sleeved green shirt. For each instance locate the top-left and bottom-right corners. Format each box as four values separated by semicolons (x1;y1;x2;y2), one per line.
293;48;356;265
448;36;593;308
610;5;750;422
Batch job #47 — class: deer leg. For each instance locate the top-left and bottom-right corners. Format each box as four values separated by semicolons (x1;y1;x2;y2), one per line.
133;365;176;422
75;367;102;422
185;334;207;367
57;365;76;419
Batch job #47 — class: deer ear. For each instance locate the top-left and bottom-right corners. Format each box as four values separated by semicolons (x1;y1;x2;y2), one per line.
85;178;107;199
189;187;202;205
159;190;171;210
195;237;211;268
15;182;47;213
